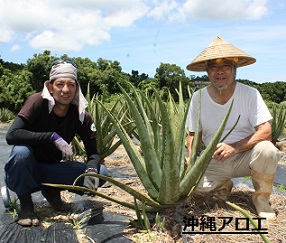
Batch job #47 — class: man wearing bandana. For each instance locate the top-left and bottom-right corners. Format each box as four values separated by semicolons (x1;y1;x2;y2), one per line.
4;60;108;226
185;37;281;220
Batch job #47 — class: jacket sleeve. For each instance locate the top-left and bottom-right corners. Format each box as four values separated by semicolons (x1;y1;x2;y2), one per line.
6;116;53;146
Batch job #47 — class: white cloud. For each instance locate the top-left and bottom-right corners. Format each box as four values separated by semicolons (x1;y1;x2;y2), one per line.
147;0;179;20
0;0;148;52
176;0;269;21
0;0;270;53
0;27;14;43
11;44;21;51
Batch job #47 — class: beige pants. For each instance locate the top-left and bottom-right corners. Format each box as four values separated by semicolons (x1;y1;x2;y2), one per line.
196;141;281;192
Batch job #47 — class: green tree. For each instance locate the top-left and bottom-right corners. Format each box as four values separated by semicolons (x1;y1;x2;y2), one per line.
237;79;259;88
26;50;53;92
129;70;149;87
189;74;209;82
0;67;13;109
137;78;157;92
154;63;193;101
0;68;34;112
74;57;100;96
259;82;286;104
0;58;24;73
95;58;129;95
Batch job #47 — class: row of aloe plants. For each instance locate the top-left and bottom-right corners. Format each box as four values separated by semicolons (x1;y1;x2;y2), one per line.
45;82;233;212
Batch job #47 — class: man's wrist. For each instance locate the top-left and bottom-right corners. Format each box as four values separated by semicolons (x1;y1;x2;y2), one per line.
85;167;98;173
86;154;101;171
51;132;61;142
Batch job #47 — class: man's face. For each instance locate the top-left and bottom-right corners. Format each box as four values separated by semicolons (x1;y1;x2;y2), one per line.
207;59;236;88
48;78;77;105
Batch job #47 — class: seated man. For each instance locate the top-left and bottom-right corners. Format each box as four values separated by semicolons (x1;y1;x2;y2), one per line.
5;60;108;226
185;37;281;220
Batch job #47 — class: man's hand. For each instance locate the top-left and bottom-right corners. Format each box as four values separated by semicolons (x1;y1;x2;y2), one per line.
83;168;99;191
212;142;236;161
184;156;190;168
83;155;101;192
51;132;73;164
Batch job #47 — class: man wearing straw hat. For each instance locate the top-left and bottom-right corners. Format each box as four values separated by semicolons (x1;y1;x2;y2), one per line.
185;37;281;220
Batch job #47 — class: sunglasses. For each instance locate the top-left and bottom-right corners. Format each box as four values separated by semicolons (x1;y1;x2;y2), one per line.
51;59;77;68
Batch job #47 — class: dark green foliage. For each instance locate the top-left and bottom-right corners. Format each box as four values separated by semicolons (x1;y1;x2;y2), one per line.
26;50;53;91
237;79;260;88
259;81;286;104
128;70;149;87
0;58;24;73
189;74;209;81
0;51;285;116
0;66;35;112
154;63;194;101
0;108;15;122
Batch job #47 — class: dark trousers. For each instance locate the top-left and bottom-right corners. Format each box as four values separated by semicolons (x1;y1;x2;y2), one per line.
4;145;108;196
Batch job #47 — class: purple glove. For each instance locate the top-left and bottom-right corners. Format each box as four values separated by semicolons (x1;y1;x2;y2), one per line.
51;132;73;164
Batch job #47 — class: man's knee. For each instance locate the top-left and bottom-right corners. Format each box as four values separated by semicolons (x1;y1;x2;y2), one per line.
8;145;34;164
6;145;35;170
254;141;279;156
12;145;33;156
5;145;38;185
250;141;281;174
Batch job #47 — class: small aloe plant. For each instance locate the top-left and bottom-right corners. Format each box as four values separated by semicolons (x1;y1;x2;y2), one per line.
270;103;286;144
44;82;233;213
72;83;136;159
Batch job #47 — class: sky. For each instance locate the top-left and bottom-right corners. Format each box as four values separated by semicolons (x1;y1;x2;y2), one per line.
0;0;285;84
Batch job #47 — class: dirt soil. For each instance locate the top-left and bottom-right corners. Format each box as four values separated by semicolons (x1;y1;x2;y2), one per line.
38;141;286;243
85;142;286;243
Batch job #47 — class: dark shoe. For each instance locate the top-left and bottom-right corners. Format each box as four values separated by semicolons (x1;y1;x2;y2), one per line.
42;188;71;213
18;193;40;226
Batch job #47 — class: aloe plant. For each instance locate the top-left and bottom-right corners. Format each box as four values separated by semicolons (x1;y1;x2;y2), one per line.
90;93;130;158
270;104;286;144
44;83;233;212
72;83;136;159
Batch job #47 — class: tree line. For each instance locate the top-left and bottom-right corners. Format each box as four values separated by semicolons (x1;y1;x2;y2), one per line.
0;50;285;114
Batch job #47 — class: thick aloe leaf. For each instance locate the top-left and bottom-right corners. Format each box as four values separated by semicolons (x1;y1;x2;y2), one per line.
74;173;162;208
227;201;270;243
153;90;181;204
117;85;162;191
137;90;162;163
188;90;202;168
170;85;191;177
95;98;160;200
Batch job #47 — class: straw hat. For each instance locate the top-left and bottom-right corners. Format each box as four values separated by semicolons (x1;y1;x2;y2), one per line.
186;36;256;71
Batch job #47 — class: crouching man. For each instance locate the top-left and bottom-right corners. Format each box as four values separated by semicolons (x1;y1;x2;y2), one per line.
5;60;108;226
